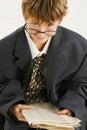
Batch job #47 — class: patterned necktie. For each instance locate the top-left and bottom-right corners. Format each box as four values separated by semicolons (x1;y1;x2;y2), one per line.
24;54;47;103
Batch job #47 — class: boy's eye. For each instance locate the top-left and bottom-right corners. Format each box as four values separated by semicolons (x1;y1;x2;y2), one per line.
32;22;38;25
48;24;53;27
33;23;37;25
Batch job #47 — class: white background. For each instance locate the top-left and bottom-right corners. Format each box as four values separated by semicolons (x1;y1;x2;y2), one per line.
0;0;87;39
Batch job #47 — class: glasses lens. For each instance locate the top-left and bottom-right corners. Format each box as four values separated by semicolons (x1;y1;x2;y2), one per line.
28;28;37;34
26;27;56;36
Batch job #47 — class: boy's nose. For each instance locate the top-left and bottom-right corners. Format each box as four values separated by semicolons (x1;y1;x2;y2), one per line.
39;25;46;32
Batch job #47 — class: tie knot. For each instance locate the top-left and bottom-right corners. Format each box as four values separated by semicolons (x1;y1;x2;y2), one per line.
33;54;46;64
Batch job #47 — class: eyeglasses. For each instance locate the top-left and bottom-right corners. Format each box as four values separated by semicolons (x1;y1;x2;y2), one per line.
25;26;57;36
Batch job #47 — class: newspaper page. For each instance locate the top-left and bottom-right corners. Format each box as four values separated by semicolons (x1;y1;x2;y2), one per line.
22;102;81;130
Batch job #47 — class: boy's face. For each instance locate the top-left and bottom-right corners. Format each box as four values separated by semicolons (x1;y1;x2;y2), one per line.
25;18;59;44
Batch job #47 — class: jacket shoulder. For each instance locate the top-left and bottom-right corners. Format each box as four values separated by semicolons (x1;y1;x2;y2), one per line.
0;25;25;44
58;26;87;51
59;26;87;41
0;25;25;53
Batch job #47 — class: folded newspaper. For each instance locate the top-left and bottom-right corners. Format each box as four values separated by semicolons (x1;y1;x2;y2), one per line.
22;102;81;130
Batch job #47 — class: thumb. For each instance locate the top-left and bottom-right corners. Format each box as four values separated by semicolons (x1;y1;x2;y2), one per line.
57;109;72;116
18;104;32;111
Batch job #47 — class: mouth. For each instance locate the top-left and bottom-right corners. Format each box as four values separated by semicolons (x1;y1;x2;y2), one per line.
37;35;48;39
38;37;46;40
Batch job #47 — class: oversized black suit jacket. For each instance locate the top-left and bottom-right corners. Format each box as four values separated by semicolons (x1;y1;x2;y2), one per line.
0;25;87;130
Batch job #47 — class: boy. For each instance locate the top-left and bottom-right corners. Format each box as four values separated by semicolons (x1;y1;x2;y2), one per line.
0;0;87;130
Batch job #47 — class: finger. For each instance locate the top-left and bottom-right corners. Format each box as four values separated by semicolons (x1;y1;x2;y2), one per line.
57;109;72;116
16;104;32;115
17;112;27;122
15;108;27;121
16;104;32;121
18;104;32;111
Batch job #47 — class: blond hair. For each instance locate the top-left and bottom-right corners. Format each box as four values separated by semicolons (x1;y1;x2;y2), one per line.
22;0;67;22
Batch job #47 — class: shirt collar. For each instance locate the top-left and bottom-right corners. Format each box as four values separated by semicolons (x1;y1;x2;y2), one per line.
25;30;52;59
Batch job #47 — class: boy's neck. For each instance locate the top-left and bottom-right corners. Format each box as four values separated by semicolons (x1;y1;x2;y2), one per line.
34;42;46;51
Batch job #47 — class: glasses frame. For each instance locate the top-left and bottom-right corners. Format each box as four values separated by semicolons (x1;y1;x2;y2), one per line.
25;26;57;36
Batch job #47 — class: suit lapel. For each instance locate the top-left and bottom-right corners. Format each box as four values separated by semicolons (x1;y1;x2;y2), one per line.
14;26;32;73
46;27;66;91
14;26;33;89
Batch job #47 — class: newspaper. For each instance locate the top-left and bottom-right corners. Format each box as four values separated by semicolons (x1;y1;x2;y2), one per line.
22;102;81;130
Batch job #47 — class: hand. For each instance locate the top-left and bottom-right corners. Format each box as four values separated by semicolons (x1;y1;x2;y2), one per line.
57;109;72;116
8;104;31;122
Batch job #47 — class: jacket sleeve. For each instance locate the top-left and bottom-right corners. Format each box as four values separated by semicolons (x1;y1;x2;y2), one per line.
58;55;87;113
57;55;87;130
0;74;25;118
